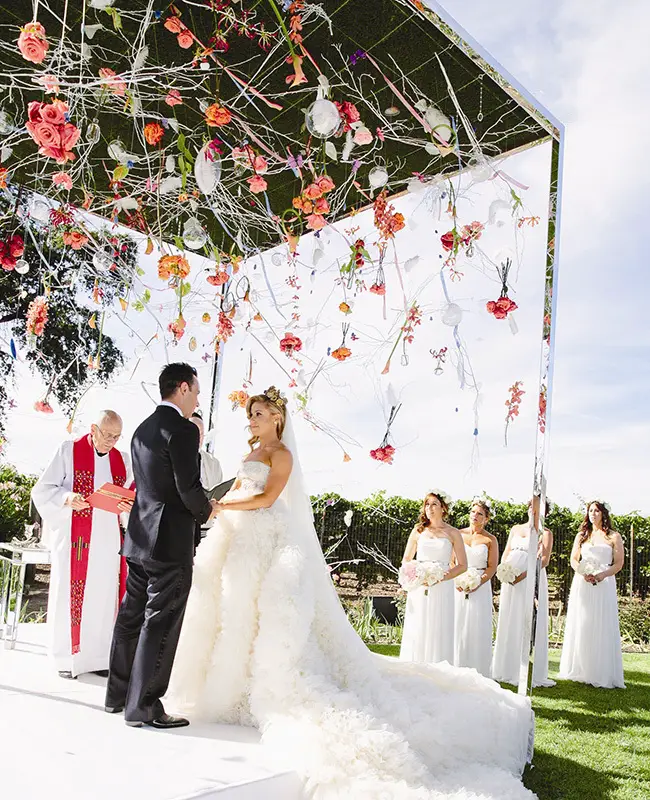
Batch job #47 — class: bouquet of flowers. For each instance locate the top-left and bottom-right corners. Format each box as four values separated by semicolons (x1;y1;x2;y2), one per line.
455;568;482;596
496;549;528;585
577;557;602;580
398;560;446;592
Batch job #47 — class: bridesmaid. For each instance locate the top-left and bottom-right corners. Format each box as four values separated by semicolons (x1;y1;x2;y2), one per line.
400;491;467;665
491;496;555;687
454;498;498;677
559;500;625;688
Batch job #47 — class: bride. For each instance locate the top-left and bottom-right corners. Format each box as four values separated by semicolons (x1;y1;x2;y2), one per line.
168;387;537;800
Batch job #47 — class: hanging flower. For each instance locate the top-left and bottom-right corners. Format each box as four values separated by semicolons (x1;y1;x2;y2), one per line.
306;213;327;231
18;21;49;64
27;296;48;336
369;282;386;296
207;269;229;286
504;380;525;446
168;314;186;342
217;311;234;343
25;99;80;164
202;312;212;323
36;74;60;94
228;389;250;409
460;221;484;244
538;387;547;434
370;445;395;464
285;53;307;86
373;191;405;240
316;174;336;194
303;182;322;200
247;174;267;194
486;296;518;319
52;171;73;190
335;101;361;132
177;30;194;48
34;399;54;414
205;103;232;127
98;68;127;97
144;122;165;146
441;231;456;251
165;89;183;107
331;346;352;361
0;168;7;189
62;230;89;250
280;332;302;356
158;254;190;280
0;234;25;270
339;302;351;315
164;17;184;34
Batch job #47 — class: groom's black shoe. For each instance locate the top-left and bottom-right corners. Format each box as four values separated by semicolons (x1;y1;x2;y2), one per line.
126;713;190;729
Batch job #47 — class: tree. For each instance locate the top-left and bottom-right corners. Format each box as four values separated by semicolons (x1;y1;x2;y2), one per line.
0;192;138;437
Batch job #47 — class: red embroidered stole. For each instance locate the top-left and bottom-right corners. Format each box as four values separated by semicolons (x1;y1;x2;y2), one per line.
70;435;126;655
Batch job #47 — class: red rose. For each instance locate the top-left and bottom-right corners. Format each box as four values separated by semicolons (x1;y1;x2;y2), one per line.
26;121;59;148
280;332;302;355
59;123;80;152
8;235;24;257
27;101;44;124
441;231;456;251
40;99;67;126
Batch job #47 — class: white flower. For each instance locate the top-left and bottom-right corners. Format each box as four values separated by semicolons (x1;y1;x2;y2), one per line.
455;568;482;593
471;494;493;514
577;557;602;578
343;510;353;528
421;561;446;586
496;562;517;584
431;488;452;506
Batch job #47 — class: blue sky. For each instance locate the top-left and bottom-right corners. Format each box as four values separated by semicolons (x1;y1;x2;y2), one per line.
3;0;649;514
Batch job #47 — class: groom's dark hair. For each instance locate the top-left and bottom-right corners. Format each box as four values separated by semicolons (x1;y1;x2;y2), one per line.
159;362;197;399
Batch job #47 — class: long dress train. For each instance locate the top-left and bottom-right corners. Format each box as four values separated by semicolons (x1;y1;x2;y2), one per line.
168;459;536;800
559;542;625;688
400;536;454;664
454;543;493;677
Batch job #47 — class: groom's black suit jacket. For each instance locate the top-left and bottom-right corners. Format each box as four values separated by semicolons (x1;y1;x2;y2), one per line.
122;405;212;565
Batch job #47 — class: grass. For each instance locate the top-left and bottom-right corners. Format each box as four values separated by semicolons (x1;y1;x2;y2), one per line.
368;645;650;800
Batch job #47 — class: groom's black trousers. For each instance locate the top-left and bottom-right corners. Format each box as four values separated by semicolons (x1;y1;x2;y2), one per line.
105;558;192;722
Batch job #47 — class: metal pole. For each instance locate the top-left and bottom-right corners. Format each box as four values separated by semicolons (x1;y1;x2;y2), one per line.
629;522;634;598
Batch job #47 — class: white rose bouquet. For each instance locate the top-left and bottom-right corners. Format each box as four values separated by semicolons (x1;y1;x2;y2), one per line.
455;568;482;596
577;557;602;583
497;548;528;585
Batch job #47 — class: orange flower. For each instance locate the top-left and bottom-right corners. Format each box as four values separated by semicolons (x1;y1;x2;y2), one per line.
144;122;165;146
205;103;231;127
62;230;89;250
339;302;351;315
177;31;194;49
303;182;322;200
202;312;212;323
247;174;267;194
207;270;229;286
158;254;190;280
306;213;327;231
292;196;304;211
331;346;352;361
0;168;7;190
314;196;329;214
164;16;184;34
168;314;186;342
316;175;335;194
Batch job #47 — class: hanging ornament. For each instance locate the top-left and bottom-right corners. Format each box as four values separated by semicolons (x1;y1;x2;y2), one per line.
0;110;14;135
384;106;400;118
194;143;222;195
368;165;389;191
182;217;207;250
305;99;341;138
29;197;51;222
188;336;197;352
271;252;284;266
442;303;463;327
93;251;112;272
86;120;101;145
430;347;448;375
14;259;29;275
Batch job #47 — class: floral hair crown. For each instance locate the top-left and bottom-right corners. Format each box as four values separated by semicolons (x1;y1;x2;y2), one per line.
263;386;287;410
589;499;612;514
430;488;452;506
472;494;493;514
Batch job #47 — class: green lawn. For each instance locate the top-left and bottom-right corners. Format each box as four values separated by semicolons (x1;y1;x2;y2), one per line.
368;646;650;800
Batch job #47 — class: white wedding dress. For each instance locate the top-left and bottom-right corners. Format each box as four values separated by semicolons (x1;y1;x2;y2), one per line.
400;536;455;665
454;544;493;678
559;542;625;688
168;420;536;800
491;532;553;688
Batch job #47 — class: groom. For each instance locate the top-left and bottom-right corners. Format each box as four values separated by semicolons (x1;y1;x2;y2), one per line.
105;362;218;728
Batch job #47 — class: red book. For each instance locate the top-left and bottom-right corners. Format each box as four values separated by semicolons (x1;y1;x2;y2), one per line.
87;483;136;514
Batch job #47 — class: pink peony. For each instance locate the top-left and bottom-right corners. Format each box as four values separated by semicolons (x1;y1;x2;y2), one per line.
247;174;267;194
306;213;327;231
18;22;49;64
52;172;73;190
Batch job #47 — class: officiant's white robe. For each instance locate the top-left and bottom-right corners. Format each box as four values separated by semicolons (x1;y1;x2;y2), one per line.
32;441;132;676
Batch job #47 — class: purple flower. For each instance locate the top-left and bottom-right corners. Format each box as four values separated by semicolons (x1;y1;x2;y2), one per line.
349;49;367;66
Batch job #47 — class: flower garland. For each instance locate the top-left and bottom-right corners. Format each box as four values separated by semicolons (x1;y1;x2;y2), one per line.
27;296;48;337
504;380;525;446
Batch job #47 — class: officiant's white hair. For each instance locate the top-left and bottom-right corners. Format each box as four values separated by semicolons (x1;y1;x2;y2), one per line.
94;409;122;428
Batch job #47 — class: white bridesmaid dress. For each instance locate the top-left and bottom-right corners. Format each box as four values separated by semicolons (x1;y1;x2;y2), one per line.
559;542;625;688
491;532;553;687
400;536;455;664
454;543;493;677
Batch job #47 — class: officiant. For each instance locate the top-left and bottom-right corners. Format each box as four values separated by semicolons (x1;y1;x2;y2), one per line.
31;410;133;680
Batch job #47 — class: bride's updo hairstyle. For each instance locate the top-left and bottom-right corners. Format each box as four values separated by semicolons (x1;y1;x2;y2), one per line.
246;386;287;449
416;492;449;533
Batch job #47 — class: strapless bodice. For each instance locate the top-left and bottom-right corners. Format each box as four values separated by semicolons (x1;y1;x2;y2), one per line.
237;461;270;493
465;543;488;569
416;536;453;564
581;542;613;568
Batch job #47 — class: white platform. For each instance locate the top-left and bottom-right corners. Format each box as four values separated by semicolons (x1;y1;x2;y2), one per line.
0;624;304;800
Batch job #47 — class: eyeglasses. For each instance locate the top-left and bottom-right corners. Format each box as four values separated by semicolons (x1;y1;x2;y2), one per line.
97;428;121;443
